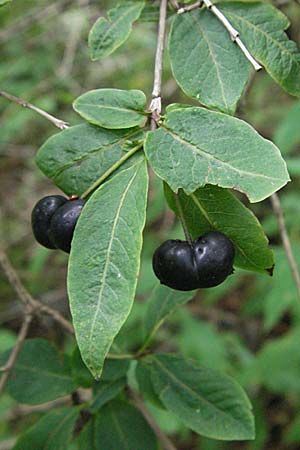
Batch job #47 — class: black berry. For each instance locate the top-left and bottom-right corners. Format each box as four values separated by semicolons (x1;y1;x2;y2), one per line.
152;231;235;291
31;195;67;249
48;199;85;253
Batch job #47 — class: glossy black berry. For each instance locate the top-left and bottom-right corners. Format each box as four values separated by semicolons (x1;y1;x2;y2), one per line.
152;240;198;291
48;199;85;253
152;231;235;291
31;195;67;249
193;231;235;288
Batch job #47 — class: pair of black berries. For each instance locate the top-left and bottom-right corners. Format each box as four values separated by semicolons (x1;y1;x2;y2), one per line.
152;231;235;291
31;195;85;253
31;197;235;291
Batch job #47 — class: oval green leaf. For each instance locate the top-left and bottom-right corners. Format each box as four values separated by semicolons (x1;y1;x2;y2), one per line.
35;123;142;196
144;105;289;202
219;2;300;96
68;160;149;378
88;1;145;60
146;354;255;441
73;89;147;129
169;9;251;114
164;184;274;275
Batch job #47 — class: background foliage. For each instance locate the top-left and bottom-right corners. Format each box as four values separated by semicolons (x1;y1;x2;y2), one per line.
1;0;300;449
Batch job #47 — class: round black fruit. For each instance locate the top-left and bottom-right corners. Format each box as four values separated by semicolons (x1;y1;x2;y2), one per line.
31;195;67;249
193;231;235;288
152;231;235;291
152;240;198;291
48;199;85;253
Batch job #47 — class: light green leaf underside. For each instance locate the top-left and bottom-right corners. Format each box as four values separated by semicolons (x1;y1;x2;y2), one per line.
144;105;289;203
0;0;12;5
169;9;251;114
147;354;255;441
13;407;79;450
219;2;300;96
88;1;145;60
68;160;149;378
164;184;274;274
73;89;147;129
143;284;195;344
35;123;142;196
1;339;76;405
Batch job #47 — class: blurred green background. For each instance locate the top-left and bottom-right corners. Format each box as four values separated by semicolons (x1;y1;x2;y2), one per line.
1;1;300;449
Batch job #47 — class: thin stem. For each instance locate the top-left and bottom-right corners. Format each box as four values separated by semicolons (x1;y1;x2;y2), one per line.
106;353;136;360
149;0;168;126
270;193;300;298
0;315;32;394
0;89;69;130
130;390;178;450
81;143;143;199
174;194;192;245
0;249;74;335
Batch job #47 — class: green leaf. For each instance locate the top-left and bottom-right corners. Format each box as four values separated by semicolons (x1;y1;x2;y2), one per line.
90;378;126;413
136;362;165;409
273;102;300;154
143;283;195;345
35;123;142;196
256;329;300;395
88;1;145;60
71;347;94;388
144;105;289;203
93;400;159;450
13;407;80;450
219;2;300;96
101;358;130;382
68;160;149;378
73;89;147;129
169;9;251;114
146;354;255;441
0;0;12;5
1;339;76;404
164;184;274;274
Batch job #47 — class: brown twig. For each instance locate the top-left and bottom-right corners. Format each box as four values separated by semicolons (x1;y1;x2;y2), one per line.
0;90;69;130
0;315;33;394
0;249;74;335
270;193;300;298
130;390;178;450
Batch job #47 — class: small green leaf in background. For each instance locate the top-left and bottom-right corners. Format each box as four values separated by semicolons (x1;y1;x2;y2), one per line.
90;378;126;413
144;105;289;202
164;184;274;274
136;362;165;409
219;2;300;96
0;0;12;5
71;347;94;388
88;1;145;60
146;354;255;441
73;89;147;129
68;160;149;378
93;400;159;450
0;339;76;404
273;101;300;154
35;123;142;196
143;283;195;346
13;407;80;450
169;9;251;114
101;358;130;382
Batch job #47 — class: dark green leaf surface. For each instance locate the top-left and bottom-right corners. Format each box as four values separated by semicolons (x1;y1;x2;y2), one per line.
2;339;76;404
35;123;142;196
143;283;195;344
147;354;255;440
68;160;149;378
90;378;126;413
219;2;300;96
93;400;159;450
89;1;145;60
165;184;274;274
169;9;251;114
13;407;79;450
144;105;289;202
73;89;147;129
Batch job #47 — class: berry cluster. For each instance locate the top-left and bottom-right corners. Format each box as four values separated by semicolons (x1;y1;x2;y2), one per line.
152;231;235;291
31;195;85;253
